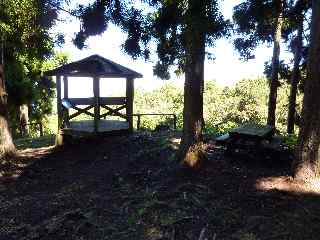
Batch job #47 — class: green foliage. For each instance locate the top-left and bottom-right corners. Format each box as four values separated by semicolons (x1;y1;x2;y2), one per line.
39;77;302;136
233;0;311;61
135;83;183;129
14;134;55;149
133;78;301;134
232;0;279;59
7;52;69;136
0;0;66;136
281;134;298;150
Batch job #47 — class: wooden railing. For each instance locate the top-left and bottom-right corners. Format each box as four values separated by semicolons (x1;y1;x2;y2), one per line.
65;97;127;106
61;98;177;132
132;113;177;130
61;97;128;124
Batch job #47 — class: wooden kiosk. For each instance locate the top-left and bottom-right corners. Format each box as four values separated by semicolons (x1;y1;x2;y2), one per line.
45;54;142;143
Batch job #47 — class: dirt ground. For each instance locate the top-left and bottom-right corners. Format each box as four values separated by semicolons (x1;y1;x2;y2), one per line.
1;131;320;240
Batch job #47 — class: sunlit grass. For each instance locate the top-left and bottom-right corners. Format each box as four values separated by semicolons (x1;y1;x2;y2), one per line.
14;135;56;150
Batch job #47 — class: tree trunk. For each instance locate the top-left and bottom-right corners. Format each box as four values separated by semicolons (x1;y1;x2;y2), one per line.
287;16;303;134
267;0;283;127
178;1;206;169
293;0;320;181
19;104;29;136
0;64;15;158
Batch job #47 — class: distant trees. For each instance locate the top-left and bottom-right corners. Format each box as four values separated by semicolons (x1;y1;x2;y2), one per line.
293;0;320;181
0;0;62;157
75;0;230;168
286;0;310;134
268;0;284;128
135;79;292;134
287;14;303;134
2;0;319;180
233;0;286;128
233;0;313;137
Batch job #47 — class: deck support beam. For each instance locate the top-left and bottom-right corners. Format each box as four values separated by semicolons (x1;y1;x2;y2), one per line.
56;75;65;146
93;76;100;133
126;77;134;133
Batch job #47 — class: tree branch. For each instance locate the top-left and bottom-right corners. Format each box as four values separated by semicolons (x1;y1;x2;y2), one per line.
47;2;80;18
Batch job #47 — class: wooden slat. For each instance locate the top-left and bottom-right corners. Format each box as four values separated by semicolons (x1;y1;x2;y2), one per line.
50;72;138;78
68;98;95;106
66;97;126;106
100;97;126;105
229;124;274;139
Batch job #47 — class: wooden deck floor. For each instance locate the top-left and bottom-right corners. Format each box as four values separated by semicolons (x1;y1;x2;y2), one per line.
65;120;129;134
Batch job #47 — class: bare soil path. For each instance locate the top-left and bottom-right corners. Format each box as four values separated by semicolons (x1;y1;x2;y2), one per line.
1;132;319;240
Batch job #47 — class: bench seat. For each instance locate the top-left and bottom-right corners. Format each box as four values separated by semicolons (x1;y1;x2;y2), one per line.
215;133;232;145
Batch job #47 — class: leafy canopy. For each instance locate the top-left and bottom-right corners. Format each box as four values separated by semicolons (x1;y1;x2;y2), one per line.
233;0;286;59
74;0;230;79
233;0;311;60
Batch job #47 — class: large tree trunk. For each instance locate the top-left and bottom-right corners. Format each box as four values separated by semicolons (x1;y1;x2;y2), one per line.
293;0;320;181
267;1;283;127
287;15;303;134
178;1;206;169
0;64;15;158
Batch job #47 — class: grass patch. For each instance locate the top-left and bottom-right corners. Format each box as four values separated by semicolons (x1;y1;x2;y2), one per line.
14;134;56;149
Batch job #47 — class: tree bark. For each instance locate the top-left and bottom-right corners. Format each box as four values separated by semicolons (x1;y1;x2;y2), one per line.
287;15;303;134
293;0;320;181
267;0;283;128
0;64;15;158
178;1;206;169
19;104;29;136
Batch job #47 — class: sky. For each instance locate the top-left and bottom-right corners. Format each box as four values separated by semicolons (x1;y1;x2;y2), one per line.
53;0;293;97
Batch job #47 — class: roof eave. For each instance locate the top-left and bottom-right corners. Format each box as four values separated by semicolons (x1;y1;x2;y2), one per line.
45;71;143;79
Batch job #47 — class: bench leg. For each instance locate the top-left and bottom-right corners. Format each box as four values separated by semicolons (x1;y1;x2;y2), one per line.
226;139;237;156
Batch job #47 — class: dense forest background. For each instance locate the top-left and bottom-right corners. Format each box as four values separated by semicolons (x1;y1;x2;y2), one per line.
34;77;300;143
3;1;320;239
1;0;318;179
135;78;299;134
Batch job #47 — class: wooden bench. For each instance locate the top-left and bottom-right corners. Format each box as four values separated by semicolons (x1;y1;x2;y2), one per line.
215;133;232;145
215;124;275;155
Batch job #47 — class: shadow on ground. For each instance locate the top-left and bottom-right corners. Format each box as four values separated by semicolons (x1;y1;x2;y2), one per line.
1;131;319;240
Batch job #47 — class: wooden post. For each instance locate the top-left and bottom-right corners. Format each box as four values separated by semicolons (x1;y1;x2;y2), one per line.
55;75;64;146
39;122;43;137
56;75;62;130
126;77;134;133
93;76;100;133
63;76;69;127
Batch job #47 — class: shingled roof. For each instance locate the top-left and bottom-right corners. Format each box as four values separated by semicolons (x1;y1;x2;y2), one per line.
45;54;143;78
